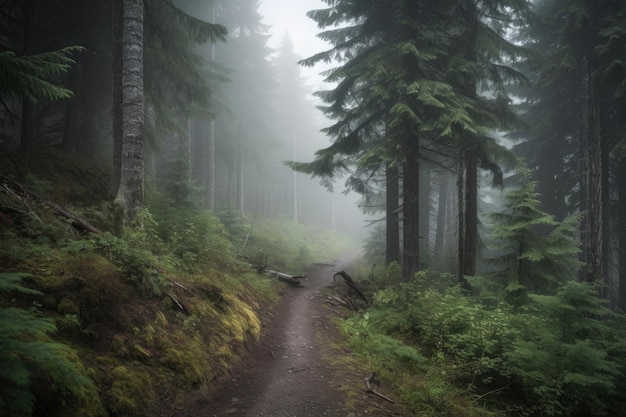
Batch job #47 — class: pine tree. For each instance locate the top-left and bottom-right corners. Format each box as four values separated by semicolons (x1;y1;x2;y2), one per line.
293;0;525;281
473;170;582;303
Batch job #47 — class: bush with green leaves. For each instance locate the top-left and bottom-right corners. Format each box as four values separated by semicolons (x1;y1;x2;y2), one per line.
0;272;104;417
352;274;626;416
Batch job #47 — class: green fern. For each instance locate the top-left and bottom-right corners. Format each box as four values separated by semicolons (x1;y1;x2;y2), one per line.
0;272;104;417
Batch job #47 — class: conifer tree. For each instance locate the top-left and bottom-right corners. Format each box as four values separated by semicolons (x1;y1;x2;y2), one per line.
514;0;626;300
473;170;582;303
0;47;83;103
293;0;524;281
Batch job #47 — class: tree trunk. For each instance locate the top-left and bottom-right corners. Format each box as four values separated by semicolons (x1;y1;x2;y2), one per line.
114;0;144;221
20;0;34;155
402;148;419;281
434;173;448;266
110;0;123;197
583;62;604;286
386;162;400;265
456;0;479;284
419;163;431;268
458;148;477;282
207;1;216;211
236;139;244;214
618;157;626;310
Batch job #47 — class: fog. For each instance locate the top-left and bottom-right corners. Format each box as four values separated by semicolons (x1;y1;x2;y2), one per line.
254;0;371;242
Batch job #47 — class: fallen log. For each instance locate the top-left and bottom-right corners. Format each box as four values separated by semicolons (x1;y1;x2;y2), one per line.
333;271;369;303
267;269;307;287
1;175;102;234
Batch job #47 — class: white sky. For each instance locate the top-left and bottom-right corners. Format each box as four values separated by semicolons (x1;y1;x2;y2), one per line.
256;0;369;238
257;0;331;92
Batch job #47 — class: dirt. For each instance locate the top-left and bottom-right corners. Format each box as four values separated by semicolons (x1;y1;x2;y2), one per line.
169;254;402;417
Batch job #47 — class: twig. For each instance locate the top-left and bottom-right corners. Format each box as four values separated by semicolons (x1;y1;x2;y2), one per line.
165;292;190;315
170;280;197;297
365;372;394;403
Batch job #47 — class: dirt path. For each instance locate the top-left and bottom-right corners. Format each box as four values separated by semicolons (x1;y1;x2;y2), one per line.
177;254;401;417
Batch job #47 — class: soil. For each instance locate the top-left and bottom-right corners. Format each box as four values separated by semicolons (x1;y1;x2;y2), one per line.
167;254;402;417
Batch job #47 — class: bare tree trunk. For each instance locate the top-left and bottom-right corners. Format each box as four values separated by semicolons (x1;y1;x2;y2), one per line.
434;173;448;265
419;163;431;267
618;158;626;310
386;162;400;265
583;64;604;286
237;140;244;214
20;0;34;155
110;0;123;197
207;1;216;211
402;148;419;281
114;0;144;220
458;148;477;283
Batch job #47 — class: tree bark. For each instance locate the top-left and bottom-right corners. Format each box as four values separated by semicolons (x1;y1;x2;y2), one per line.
433;173;448;266
20;0;34;155
402;148;419;281
110;0;123;197
618;157;626;309
419;163;431;267
458;148;477;282
385;162;400;266
583;61;604;286
114;0;144;220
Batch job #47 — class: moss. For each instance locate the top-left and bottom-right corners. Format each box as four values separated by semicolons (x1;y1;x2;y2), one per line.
107;366;155;416
57;296;80;315
154;310;168;329
158;340;211;388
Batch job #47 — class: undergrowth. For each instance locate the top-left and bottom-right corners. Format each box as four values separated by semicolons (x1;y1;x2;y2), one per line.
0;147;354;417
343;268;626;416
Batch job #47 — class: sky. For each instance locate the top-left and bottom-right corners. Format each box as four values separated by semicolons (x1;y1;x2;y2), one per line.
257;0;370;241
257;0;331;93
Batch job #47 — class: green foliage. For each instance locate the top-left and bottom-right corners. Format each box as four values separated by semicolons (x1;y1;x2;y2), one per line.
346;270;626;416
472;171;582;303
0;46;85;102
0;273;104;417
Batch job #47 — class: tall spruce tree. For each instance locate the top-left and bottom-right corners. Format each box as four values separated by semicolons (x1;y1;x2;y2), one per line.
514;0;626;301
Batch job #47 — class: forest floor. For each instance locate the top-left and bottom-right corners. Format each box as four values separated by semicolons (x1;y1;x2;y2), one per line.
164;253;403;417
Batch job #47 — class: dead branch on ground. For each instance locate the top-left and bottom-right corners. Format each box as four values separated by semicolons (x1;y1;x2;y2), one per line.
333;271;369;303
365;371;394;403
1;175;102;234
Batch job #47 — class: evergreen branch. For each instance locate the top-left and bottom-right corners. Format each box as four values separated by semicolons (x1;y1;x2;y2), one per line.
151;0;227;43
0;46;84;103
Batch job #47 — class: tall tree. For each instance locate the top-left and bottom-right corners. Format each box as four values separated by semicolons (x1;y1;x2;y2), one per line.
443;0;529;280
114;0;145;221
293;0;523;281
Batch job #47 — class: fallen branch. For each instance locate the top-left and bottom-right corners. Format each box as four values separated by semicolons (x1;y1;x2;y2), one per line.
365;372;394;404
267;269;306;286
170;280;197;297
333;271;369;303
1;175;102;234
165;292;190;315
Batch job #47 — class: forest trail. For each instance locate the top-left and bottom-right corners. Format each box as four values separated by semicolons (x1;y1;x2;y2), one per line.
173;253;398;417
